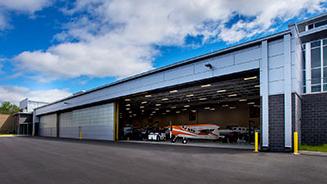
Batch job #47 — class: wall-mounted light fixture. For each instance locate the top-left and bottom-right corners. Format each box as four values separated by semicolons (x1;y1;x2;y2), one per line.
205;63;213;70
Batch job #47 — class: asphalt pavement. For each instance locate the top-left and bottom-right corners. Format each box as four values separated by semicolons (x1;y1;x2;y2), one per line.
0;137;326;184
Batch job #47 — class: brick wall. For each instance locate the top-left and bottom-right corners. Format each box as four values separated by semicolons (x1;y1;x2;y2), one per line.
302;93;327;145
0;114;16;134
269;94;285;151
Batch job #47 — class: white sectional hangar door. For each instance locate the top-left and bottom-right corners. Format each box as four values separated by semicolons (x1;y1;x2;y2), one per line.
39;114;57;137
59;103;115;141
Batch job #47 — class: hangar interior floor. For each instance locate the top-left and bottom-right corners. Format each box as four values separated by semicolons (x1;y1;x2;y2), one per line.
120;140;253;150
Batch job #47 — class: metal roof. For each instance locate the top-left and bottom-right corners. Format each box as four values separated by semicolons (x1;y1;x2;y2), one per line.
35;29;291;110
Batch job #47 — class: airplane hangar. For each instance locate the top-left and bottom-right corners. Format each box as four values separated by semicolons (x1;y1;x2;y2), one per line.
33;13;327;152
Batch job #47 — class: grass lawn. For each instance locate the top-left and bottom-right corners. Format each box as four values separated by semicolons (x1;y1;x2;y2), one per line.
301;144;327;152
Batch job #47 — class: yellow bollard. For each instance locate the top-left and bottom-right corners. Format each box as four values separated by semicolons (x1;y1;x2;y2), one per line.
294;131;299;155
79;127;83;140
254;131;259;153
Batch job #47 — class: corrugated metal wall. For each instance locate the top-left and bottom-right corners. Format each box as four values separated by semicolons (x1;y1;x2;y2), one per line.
59;103;115;140
39;114;57;137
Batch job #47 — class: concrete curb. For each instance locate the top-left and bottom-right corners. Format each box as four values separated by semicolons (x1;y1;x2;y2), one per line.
300;150;327;157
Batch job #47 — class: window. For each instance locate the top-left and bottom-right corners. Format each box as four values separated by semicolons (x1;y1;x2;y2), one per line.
311;40;321;48
324;45;327;66
308;24;314;30
304;39;327;93
311;68;321;84
311;47;321;68
315;20;327;28
312;85;321;92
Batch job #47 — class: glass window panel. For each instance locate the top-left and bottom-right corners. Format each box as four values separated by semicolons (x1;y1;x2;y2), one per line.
324;46;327;66
311;68;321;84
303;87;306;93
311;40;321;48
312;85;321;92
308;24;314;30
302;50;306;69
324;84;327;92
324;39;327;46
324;67;327;83
315;20;327;28
311;47;321;68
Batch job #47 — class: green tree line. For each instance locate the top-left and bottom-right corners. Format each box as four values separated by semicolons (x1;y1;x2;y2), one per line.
0;101;20;114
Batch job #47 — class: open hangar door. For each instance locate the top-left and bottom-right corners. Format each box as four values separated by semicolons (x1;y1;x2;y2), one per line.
118;70;260;147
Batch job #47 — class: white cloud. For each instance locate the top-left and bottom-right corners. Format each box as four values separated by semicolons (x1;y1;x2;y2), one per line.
0;0;51;13
0;86;71;105
14;0;326;81
0;0;51;30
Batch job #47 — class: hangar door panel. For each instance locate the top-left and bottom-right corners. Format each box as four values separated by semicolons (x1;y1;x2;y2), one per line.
39;114;57;137
59;103;114;140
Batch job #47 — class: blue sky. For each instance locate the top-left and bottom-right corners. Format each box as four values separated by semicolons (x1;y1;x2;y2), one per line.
0;0;326;104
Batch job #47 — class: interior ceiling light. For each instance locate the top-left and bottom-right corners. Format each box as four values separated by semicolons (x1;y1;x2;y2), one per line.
155;108;159;111
125;99;131;101
166;110;171;112
217;89;226;93
222;104;229;107
129;111;132;113
145;94;152;98
162;98;169;101
228;94;237;97
152;111;156;113
244;76;257;81
191;110;197;112
171;106;176;109
201;84;211;88
155;104;161;106
141;110;144;112
210;108;215;111
126;108;130;110
176;111;181;114
184;105;190;108
141;101;147;104
169;90;178;93
140;106;144;109
239;99;247;102
204;107;210;110
182;108;187;111
230;107;236;109
186;94;194;97
247;102;255;105
199;97;207;101
125;104;131;106
254;85;260;88
162;113;166;115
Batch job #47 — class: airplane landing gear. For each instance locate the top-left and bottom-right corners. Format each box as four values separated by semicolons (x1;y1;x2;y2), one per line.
182;138;188;144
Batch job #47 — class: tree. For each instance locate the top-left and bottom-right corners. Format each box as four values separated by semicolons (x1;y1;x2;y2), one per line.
0;101;20;114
